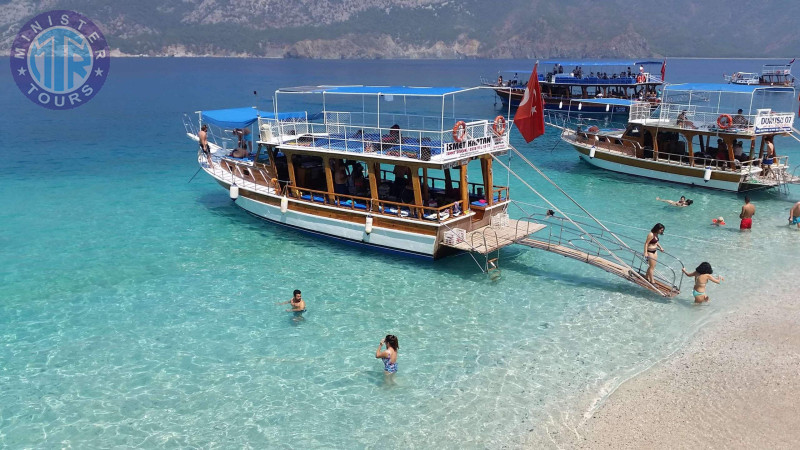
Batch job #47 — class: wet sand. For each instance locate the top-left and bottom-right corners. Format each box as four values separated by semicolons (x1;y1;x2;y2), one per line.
567;283;800;449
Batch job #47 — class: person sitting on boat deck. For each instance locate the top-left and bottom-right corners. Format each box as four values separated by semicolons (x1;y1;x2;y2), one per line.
762;136;776;177
657;196;692;207
732;109;749;127
229;147;248;158
558;64;564;74
399;177;415;204
333;159;349;195
347;163;367;196
232;128;251;152
512;73;519;85
676;110;697;129
682;262;724;303
627;67;632;77
382;124;401;145
733;141;747;162
390;165;411;199
497;75;503;86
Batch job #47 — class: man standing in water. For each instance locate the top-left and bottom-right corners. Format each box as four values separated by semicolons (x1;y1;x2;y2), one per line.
789;201;800;229
277;289;306;319
739;196;755;231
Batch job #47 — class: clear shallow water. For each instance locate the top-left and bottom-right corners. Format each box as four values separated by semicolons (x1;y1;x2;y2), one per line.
1;57;799;447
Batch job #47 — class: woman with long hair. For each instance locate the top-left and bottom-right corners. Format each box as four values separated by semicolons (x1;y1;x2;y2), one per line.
375;334;399;376
682;262;724;303
644;223;665;284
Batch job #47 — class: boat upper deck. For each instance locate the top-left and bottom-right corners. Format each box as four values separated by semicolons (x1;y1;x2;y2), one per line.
257;85;511;167
628;83;796;136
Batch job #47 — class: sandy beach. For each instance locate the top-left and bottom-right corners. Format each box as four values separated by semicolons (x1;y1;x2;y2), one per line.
559;280;800;449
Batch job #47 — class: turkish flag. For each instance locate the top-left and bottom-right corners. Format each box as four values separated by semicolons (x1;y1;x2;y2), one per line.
514;63;545;143
661;59;666;81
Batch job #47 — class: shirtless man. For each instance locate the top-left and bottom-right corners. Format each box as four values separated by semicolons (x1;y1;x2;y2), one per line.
789;201;800;229
333;160;348;195
739;196;755;231
198;124;209;153
277;289;306;317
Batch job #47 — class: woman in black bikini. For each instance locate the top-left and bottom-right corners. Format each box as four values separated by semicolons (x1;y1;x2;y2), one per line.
644;223;665;284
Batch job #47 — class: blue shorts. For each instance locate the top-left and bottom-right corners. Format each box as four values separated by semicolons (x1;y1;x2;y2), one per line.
792;217;800;225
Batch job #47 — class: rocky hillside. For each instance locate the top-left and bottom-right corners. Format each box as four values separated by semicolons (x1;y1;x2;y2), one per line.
2;0;798;58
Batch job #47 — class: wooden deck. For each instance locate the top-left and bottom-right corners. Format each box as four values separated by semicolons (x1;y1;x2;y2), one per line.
441;219;546;254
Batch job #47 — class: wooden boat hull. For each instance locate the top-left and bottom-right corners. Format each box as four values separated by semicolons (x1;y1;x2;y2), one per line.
570;143;752;192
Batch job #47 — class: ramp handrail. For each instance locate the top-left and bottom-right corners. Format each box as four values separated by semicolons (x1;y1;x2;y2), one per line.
514;213;683;292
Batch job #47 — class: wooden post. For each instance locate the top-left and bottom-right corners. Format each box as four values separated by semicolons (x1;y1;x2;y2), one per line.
748;139;756;160
460;163;469;213
652;132;659;160
485;157;494;206
368;161;379;203
686;133;695;167
757;136;766;160
286;152;298;197
724;137;736;170
411;166;423;216
422;168;429;202
323;156;335;202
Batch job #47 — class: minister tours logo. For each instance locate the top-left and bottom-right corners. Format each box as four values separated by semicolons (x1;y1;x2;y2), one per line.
10;10;110;110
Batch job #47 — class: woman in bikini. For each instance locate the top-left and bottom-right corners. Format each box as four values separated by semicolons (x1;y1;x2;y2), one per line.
375;335;399;377
682;262;724;303
644;223;665;284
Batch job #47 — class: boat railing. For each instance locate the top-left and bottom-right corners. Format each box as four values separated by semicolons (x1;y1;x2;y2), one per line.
762;65;792;76
264;115;509;163
285;184;464;223
515;212;683;292
653;104;761;132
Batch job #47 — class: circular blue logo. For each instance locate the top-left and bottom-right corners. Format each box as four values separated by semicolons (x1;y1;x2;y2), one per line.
10;10;110;110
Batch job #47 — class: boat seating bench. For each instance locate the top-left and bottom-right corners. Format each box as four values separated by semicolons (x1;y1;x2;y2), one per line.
300;194;326;203
340;199;368;210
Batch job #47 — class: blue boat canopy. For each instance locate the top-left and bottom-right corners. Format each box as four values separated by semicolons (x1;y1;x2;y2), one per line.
280;85;469;97
664;83;795;94
201;107;306;129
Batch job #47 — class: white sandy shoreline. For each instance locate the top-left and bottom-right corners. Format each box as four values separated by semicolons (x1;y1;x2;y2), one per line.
550;281;800;449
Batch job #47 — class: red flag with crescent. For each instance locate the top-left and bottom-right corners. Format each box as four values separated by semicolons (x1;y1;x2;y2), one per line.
513;63;545;143
661;58;667;81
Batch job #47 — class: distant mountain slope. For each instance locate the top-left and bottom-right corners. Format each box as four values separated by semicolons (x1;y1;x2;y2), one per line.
2;0;798;58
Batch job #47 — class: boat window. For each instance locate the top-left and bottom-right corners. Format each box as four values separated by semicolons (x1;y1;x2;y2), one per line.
625;126;641;138
292;155;325;191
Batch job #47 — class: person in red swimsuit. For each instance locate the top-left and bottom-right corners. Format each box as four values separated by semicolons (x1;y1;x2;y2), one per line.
739;196;755;230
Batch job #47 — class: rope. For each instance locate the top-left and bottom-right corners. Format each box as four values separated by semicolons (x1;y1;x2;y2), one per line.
512;200;800;260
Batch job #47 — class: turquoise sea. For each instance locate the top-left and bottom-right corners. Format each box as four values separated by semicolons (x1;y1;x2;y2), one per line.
2;57;799;448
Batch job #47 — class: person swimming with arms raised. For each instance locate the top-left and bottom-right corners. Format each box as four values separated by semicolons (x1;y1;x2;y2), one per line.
682;262;724;303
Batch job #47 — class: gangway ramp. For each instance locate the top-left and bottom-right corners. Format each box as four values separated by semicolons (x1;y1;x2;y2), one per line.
516;237;680;297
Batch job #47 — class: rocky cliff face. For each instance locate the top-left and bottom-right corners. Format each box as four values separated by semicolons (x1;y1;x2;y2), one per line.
2;0;798;58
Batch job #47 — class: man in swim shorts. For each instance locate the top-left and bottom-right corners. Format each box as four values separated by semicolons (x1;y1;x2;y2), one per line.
739;196;755;230
790;202;800;229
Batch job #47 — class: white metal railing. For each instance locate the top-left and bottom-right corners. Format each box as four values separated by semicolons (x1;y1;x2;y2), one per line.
258;114;509;163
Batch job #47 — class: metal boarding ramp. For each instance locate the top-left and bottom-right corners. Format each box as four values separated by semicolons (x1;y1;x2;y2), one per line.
440;144;683;297
440;214;681;297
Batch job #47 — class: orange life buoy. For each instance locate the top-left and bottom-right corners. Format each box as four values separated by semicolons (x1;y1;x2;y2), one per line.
492;116;506;136
636;74;646;83
452;121;467;143
717;114;733;129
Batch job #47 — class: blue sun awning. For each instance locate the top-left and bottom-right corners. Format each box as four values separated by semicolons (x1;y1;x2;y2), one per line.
201;107;307;129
